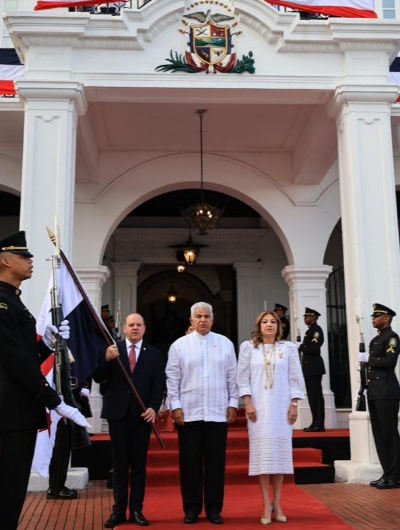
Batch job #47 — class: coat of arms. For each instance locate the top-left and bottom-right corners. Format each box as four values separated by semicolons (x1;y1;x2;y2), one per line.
156;5;255;75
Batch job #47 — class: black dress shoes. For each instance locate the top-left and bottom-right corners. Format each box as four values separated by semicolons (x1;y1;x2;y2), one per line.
208;513;223;524
303;426;325;433
183;512;199;524
129;511;149;526
376;478;400;489
47;486;78;500
104;512;127;528
370;475;384;487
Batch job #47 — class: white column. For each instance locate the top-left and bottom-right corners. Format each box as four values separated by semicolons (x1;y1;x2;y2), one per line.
328;84;400;482
75;265;110;434
112;261;142;320
17;80;87;318
233;262;262;346
282;265;336;429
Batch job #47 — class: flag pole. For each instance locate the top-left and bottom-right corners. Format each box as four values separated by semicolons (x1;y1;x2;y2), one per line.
46;228;166;449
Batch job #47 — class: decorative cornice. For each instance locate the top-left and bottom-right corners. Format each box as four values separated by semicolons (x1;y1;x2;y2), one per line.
281;265;333;286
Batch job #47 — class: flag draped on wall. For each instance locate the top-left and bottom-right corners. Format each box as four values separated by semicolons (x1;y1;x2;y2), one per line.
264;0;377;18
33;252;112;477
0;49;24;96
35;0;128;11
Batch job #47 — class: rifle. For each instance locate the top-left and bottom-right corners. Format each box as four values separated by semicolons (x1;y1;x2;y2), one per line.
47;227;91;450
356;314;368;412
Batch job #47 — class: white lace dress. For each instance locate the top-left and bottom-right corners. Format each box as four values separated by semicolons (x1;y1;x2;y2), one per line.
237;340;304;475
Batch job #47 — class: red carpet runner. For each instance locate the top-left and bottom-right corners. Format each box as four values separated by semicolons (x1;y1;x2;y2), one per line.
114;413;352;529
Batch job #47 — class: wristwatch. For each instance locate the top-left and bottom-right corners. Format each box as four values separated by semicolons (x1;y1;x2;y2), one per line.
291;402;298;407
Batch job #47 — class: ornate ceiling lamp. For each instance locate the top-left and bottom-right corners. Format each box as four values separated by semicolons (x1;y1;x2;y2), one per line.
176;265;186;273
167;285;178;303
181;110;224;236
168;229;208;266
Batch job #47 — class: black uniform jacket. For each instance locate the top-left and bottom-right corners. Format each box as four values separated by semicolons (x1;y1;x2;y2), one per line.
0;281;61;432
93;340;165;421
281;317;290;341
367;326;400;401
299;322;326;377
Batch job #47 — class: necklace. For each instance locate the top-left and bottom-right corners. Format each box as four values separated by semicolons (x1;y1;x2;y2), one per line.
262;342;276;393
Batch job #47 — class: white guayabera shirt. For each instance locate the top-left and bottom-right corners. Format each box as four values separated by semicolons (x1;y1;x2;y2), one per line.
166;330;239;422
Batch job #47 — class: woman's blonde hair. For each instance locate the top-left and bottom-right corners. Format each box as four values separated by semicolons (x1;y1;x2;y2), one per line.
252;310;283;348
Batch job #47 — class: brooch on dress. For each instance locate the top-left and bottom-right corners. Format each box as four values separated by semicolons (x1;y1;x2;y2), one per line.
278;351;283;358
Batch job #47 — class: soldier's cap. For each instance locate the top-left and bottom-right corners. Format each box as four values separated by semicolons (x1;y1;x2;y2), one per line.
101;304;110;312
274;304;288;312
0;231;33;258
304;307;321;317
371;303;396;317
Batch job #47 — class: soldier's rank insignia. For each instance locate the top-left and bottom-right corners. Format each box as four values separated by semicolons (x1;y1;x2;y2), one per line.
0;303;7;309
312;331;319;343
387;337;397;353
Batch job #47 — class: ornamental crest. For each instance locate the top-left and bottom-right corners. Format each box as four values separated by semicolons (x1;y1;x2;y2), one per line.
156;1;255;75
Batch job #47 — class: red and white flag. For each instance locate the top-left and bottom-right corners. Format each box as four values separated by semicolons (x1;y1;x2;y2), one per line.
0;49;24;96
264;0;377;18
35;0;128;11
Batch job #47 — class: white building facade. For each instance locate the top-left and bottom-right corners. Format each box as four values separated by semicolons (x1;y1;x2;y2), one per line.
1;0;400;482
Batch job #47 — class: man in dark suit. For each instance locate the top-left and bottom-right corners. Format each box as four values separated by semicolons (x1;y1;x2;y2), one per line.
358;303;400;489
93;313;164;528
299;307;326;432
0;231;90;530
274;303;290;340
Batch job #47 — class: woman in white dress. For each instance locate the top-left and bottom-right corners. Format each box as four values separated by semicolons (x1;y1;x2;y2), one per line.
237;310;304;525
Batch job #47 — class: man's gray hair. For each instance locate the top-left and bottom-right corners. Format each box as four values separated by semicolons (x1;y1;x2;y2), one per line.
191;302;213;317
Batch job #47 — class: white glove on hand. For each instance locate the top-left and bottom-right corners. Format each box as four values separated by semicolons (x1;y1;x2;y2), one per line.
55;402;91;429
358;352;369;363
80;388;90;399
58;320;70;340
42;320;70;348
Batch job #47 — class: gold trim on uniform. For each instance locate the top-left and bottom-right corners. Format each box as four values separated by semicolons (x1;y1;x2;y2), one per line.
0;303;7;309
0;246;28;251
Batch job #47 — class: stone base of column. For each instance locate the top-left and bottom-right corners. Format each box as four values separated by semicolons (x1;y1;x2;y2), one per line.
335;411;382;484
28;467;89;492
334;460;382;484
295;390;337;429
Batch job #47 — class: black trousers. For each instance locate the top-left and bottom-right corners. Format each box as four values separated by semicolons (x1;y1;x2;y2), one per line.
49;418;72;494
108;413;151;515
0;429;37;530
305;375;325;428
177;421;228;517
369;399;400;481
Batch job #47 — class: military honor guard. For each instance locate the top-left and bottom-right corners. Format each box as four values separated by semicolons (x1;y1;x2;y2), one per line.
274;303;290;341
0;231;90;530
358;303;400;489
299;307;326;432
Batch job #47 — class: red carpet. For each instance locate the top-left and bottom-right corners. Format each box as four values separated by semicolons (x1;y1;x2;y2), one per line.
110;410;351;529
115;484;352;529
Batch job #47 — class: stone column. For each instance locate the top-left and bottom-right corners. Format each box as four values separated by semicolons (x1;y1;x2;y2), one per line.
233;262;262;346
282;265;336;429
17;80;87;318
328;84;400;482
112;261;142;320
75;265;110;434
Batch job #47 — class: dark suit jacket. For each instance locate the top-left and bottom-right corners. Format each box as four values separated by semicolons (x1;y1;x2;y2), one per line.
367;326;400;401
300;322;326;377
93;340;165;421
0;281;61;432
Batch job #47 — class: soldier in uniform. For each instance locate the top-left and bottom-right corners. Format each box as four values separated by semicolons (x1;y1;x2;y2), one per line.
0;231;90;530
274;303;290;341
358;303;400;489
299;307;326;432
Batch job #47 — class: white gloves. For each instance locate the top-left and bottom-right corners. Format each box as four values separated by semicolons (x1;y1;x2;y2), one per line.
55;401;91;429
42;320;70;348
358;352;369;363
80;388;90;399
